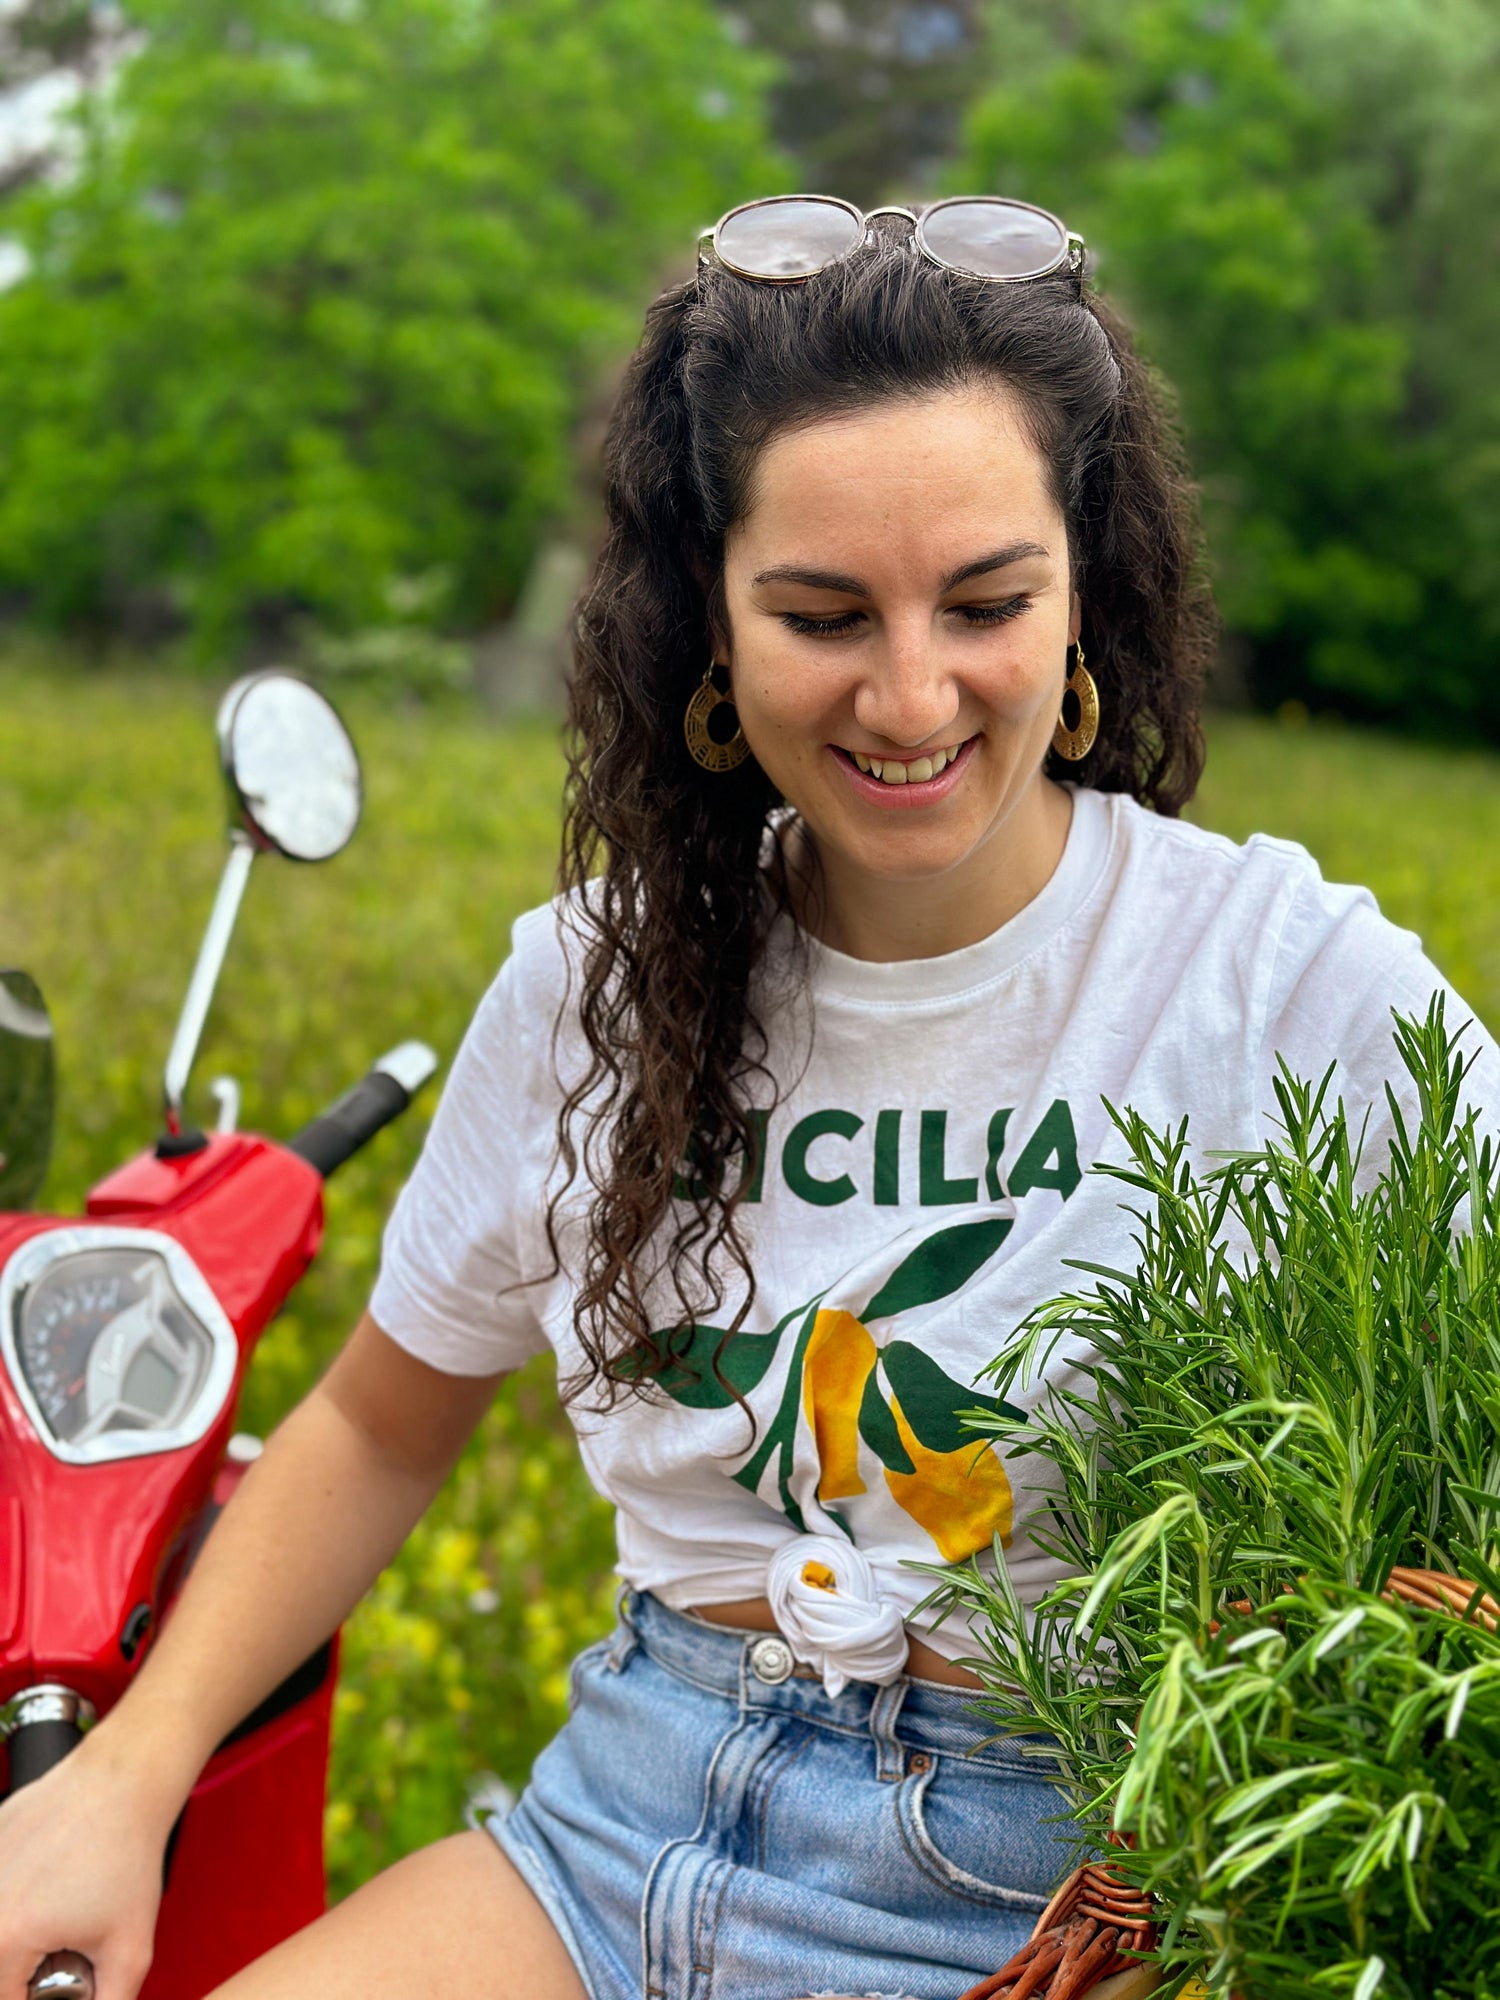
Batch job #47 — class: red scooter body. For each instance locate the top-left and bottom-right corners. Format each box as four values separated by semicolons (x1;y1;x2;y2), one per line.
1;672;434;2000
0;1134;338;1997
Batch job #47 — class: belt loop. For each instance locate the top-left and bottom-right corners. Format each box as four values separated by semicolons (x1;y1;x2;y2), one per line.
869;1678;910;1783
608;1584;643;1671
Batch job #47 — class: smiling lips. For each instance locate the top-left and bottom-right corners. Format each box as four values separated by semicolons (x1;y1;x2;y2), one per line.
834;736;975;801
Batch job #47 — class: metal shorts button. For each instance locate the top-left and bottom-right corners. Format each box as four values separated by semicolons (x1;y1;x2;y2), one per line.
749;1635;794;1685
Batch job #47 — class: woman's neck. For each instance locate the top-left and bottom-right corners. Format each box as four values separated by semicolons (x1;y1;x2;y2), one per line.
787;777;1074;964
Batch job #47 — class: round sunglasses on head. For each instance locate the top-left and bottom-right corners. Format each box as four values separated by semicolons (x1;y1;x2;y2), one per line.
699;194;1085;286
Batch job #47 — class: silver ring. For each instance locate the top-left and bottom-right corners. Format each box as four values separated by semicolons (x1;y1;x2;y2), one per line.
0;1685;97;1740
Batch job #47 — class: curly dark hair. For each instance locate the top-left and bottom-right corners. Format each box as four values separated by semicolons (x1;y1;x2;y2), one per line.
551;230;1216;1411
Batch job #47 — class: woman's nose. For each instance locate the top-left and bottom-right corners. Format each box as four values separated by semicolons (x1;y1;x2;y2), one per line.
851;627;959;749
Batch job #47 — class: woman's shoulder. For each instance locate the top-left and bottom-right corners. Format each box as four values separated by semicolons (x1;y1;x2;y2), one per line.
1101;787;1399;952
506;887;585;985
1100;791;1500;1126
1107;786;1328;888
464;887;600;1059
1097;788;1459;1040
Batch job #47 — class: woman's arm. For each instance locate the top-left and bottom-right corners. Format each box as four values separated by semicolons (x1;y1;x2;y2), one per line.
0;1315;508;2000
75;1311;510;1819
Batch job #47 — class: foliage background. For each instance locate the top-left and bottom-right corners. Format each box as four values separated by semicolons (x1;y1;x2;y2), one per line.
3;0;1499;738
960;0;1500;734
0;0;782;649
2;657;1499;1896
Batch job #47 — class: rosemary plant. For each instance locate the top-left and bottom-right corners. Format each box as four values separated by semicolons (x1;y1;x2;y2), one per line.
927;999;1500;2000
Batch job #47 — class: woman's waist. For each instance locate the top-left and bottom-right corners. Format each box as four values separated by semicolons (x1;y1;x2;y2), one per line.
617;1590;1053;1773
687;1594;984;1688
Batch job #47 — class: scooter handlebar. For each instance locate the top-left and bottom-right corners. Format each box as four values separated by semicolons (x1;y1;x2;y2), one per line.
287;1041;438;1178
27;1955;94;2000
4;1698;97;1998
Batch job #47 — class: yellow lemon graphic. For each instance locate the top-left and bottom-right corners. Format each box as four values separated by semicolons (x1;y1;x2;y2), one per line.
802;1309;877;1501
884;1393;1013;1562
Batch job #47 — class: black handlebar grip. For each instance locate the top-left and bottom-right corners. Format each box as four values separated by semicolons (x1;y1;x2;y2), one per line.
8;1717;83;1790
288;1069;410;1178
286;1042;437;1179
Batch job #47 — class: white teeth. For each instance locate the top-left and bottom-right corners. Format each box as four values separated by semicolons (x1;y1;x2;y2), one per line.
848;740;967;783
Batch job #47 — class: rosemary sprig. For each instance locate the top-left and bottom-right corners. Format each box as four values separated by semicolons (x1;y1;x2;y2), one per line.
920;998;1500;1999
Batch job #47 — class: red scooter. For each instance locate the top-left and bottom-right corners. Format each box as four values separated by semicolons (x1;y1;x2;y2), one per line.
0;673;438;2000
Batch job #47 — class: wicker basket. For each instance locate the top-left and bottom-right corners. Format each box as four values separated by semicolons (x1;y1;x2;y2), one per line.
956;1859;1161;2000
956;1568;1498;2000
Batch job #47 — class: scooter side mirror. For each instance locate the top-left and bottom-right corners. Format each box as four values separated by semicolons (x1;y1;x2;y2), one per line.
0;969;55;1210
216;670;362;861
162;674;364;1135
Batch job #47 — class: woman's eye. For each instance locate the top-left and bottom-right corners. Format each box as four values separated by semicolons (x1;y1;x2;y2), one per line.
950;595;1033;626
779;610;864;637
778;596;1034;638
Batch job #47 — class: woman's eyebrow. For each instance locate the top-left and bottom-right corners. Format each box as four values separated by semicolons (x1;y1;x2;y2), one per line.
750;562;867;595
750;540;1051;598
941;541;1051;590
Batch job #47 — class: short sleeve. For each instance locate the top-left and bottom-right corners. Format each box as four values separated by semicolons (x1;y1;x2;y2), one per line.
369;949;553;1377
1257;868;1500;1178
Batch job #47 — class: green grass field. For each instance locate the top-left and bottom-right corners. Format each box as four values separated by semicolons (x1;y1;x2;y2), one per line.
3;658;1498;1898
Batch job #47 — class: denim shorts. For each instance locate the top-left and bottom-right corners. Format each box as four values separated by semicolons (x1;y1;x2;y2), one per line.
483;1589;1077;2000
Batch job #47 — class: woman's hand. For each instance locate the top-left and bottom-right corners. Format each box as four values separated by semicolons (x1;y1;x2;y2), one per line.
0;1731;178;2000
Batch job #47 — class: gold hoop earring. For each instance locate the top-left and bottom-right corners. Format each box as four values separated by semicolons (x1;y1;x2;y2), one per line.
1052;641;1099;761
684;660;751;773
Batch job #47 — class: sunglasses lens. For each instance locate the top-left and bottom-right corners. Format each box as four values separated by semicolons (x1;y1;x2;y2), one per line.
921;201;1067;280
715;198;863;279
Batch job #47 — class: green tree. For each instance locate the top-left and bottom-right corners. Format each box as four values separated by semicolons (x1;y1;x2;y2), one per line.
726;1;982;204
0;2;128;197
960;0;1500;734
0;0;782;647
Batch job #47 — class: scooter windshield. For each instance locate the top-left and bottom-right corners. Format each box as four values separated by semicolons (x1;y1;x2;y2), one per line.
0;968;54;1210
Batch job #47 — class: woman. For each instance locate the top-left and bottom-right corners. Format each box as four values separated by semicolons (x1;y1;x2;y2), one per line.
2;196;1496;2000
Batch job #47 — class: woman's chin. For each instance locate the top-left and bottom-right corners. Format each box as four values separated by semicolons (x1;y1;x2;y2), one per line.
813;812;992;890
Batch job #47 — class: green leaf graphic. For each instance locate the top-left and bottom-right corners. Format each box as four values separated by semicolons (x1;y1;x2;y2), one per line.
628;1301;801;1409
858;1365;915;1475
861;1216;1013;1322
733;1297;825;1523
882;1341;1024;1454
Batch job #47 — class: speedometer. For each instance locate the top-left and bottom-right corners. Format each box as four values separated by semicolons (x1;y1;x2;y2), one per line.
0;1227;237;1464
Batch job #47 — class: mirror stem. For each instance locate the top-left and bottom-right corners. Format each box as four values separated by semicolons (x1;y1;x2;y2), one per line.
163;832;257;1134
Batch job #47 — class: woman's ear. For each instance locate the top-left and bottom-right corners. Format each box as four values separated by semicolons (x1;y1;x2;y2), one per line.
684;544;732;660
696;562;732;668
1068;594;1083;649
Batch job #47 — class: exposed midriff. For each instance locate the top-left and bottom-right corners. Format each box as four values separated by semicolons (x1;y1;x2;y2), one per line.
689;1596;984;1689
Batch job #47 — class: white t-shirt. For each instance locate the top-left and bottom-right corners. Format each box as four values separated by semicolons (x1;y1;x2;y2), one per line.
370;784;1500;1662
